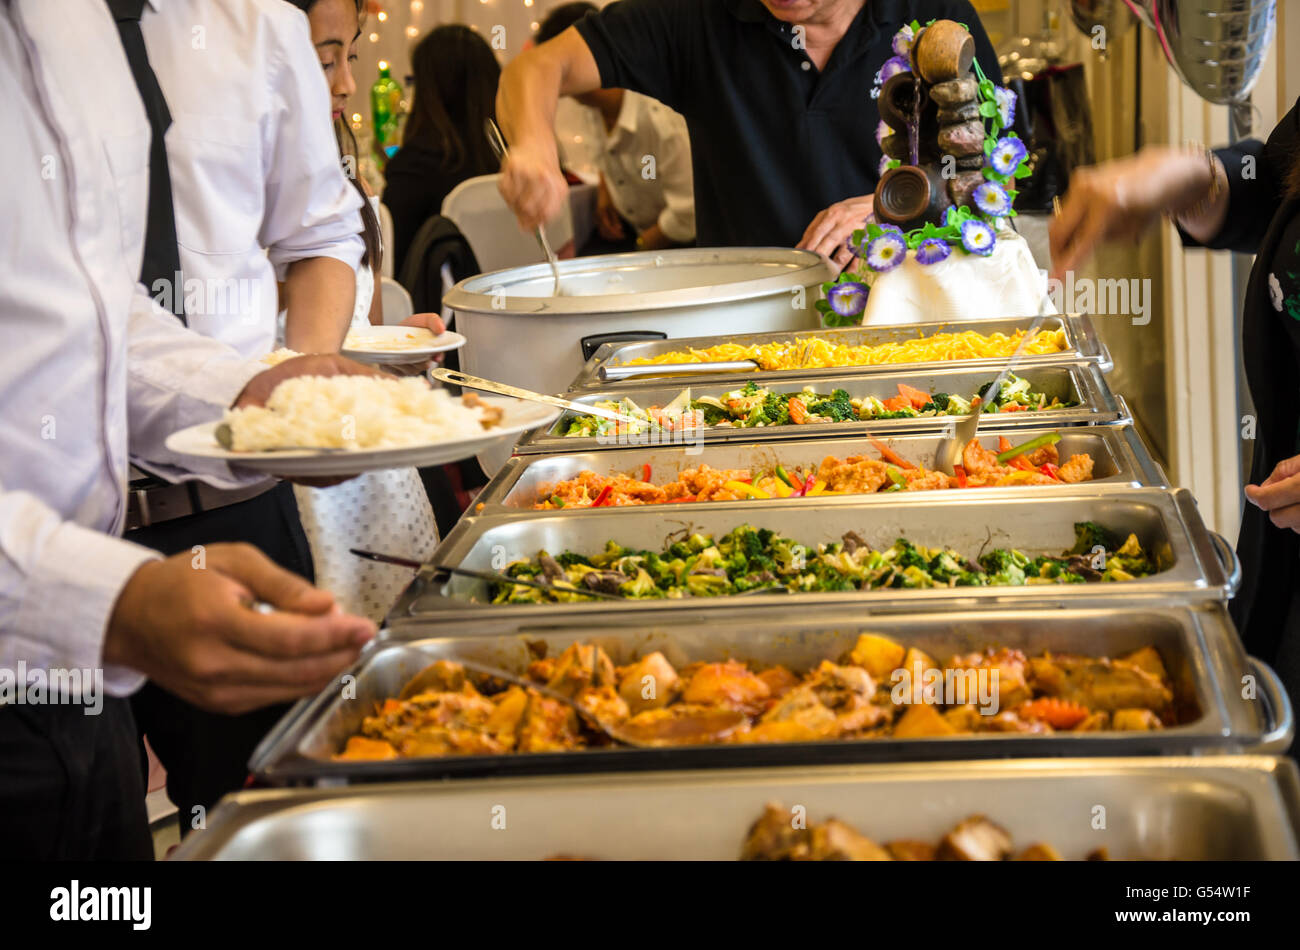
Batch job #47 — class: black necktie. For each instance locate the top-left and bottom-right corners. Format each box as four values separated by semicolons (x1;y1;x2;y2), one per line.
107;0;185;321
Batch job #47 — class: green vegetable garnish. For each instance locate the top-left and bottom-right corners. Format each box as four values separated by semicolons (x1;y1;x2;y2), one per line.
995;432;1061;464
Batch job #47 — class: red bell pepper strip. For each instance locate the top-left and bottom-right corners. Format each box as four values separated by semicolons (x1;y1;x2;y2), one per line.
1040;462;1060;480
642;463;652;483
1008;456;1035;472
591;485;613;507
953;464;968;488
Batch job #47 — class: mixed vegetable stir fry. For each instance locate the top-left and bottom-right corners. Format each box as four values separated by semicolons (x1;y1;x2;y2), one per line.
534;433;1094;510
489;522;1155;603
560;375;1075;438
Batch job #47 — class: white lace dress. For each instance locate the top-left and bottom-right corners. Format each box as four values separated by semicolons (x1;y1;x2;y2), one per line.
293;200;440;621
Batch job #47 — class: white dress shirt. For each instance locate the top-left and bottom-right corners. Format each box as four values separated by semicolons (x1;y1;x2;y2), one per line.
0;0;265;698
140;0;364;358
584;92;695;244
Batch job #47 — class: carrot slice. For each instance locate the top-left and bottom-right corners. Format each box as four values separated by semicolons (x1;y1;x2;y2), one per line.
881;395;911;412
1019;697;1090;729
869;436;915;469
897;382;932;409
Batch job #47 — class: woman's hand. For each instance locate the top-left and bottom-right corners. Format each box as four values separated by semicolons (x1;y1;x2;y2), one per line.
1245;454;1300;533
1049;145;1213;278
400;312;446;334
798;195;874;269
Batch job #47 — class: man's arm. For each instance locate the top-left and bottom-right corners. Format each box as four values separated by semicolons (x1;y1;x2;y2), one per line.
261;8;364;352
497;27;603;231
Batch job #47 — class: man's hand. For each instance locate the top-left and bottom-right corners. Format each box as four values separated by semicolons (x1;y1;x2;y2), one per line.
499;147;570;233
1245;454;1300;533
798;195;875;268
104;544;376;714
595;174;625;241
233;353;386;409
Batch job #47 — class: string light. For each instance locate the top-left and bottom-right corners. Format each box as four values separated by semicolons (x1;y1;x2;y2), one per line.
378;59;390;70
405;26;418;37
410;0;423;10
376;10;387;20
524;0;533;6
369;31;379;42
530;20;539;30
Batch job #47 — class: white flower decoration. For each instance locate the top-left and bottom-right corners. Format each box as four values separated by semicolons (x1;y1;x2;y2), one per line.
1269;272;1284;311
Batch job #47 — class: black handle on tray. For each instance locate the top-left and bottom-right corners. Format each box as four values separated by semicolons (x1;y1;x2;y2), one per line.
580;330;667;361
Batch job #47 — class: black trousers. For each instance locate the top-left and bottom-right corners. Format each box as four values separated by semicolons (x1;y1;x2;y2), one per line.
126;481;313;834
0;698;152;860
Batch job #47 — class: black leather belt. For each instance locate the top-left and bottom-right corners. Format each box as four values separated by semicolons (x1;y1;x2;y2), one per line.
125;475;274;530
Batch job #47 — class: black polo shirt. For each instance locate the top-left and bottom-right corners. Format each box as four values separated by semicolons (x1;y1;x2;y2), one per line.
575;0;1000;248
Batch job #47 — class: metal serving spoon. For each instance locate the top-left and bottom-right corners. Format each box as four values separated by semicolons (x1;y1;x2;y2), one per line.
484;117;564;296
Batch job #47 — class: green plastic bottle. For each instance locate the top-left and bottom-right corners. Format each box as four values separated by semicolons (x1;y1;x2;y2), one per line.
370;61;403;160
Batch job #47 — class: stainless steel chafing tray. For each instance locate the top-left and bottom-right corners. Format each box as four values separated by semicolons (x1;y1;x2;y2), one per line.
248;604;1292;787
390;488;1237;622
479;423;1167;514
516;363;1128;456
178;756;1300;860
568;313;1112;390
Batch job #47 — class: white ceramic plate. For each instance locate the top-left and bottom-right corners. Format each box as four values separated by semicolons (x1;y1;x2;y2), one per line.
341;327;467;364
164;396;558;477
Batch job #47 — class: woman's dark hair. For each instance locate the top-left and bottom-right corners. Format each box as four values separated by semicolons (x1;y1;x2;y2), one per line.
536;2;597;45
285;0;381;270
402;25;501;176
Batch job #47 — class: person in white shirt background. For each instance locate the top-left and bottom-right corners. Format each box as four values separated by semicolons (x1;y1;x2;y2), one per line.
535;2;695;255
108;0;397;835
0;0;378;859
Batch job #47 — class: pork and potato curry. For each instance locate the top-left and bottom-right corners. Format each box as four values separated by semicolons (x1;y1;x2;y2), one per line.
335;632;1179;761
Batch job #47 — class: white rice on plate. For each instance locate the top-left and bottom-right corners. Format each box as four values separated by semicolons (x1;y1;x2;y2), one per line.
222;375;497;452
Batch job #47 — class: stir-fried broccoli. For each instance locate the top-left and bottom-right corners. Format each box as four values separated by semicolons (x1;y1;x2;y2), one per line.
807;388;855;422
920;393;952;413
487;523;1155;603
761;391;791;426
1070;521;1117;555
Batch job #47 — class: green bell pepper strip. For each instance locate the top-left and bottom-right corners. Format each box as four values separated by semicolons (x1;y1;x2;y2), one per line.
995;432;1061;464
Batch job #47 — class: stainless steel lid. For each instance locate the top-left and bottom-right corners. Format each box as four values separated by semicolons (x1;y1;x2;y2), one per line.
443;247;834;316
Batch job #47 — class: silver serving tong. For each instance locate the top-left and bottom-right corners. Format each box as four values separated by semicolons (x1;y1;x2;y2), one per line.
484;117;563;296
429;367;650;429
598;360;760;382
348;549;626;602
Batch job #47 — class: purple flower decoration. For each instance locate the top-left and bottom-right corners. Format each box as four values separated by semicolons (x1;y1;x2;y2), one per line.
827;281;869;319
891;24;915;58
973;181;1012;218
960;219;997;256
880;55;910;82
915;238;951;266
995;86;1018;128
865;231;907;272
878;223;905;237
989;136;1028;176
875;120;891;146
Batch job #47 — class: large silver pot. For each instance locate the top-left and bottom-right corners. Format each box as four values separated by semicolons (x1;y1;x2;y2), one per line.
443;248;831;399
443;248;831;474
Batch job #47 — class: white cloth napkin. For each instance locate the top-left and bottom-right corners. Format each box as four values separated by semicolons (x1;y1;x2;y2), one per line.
294;468;438;623
860;230;1055;326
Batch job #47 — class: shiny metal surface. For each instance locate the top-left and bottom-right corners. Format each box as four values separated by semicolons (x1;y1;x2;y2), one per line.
568;313;1112;390
517;362;1127;455
395;488;1230;622
1151;0;1276;104
249;604;1290;786
478;424;1168;513
179;755;1300;860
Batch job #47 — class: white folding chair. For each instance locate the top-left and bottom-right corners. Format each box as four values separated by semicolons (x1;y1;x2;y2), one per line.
440;173;574;274
380;276;414;326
